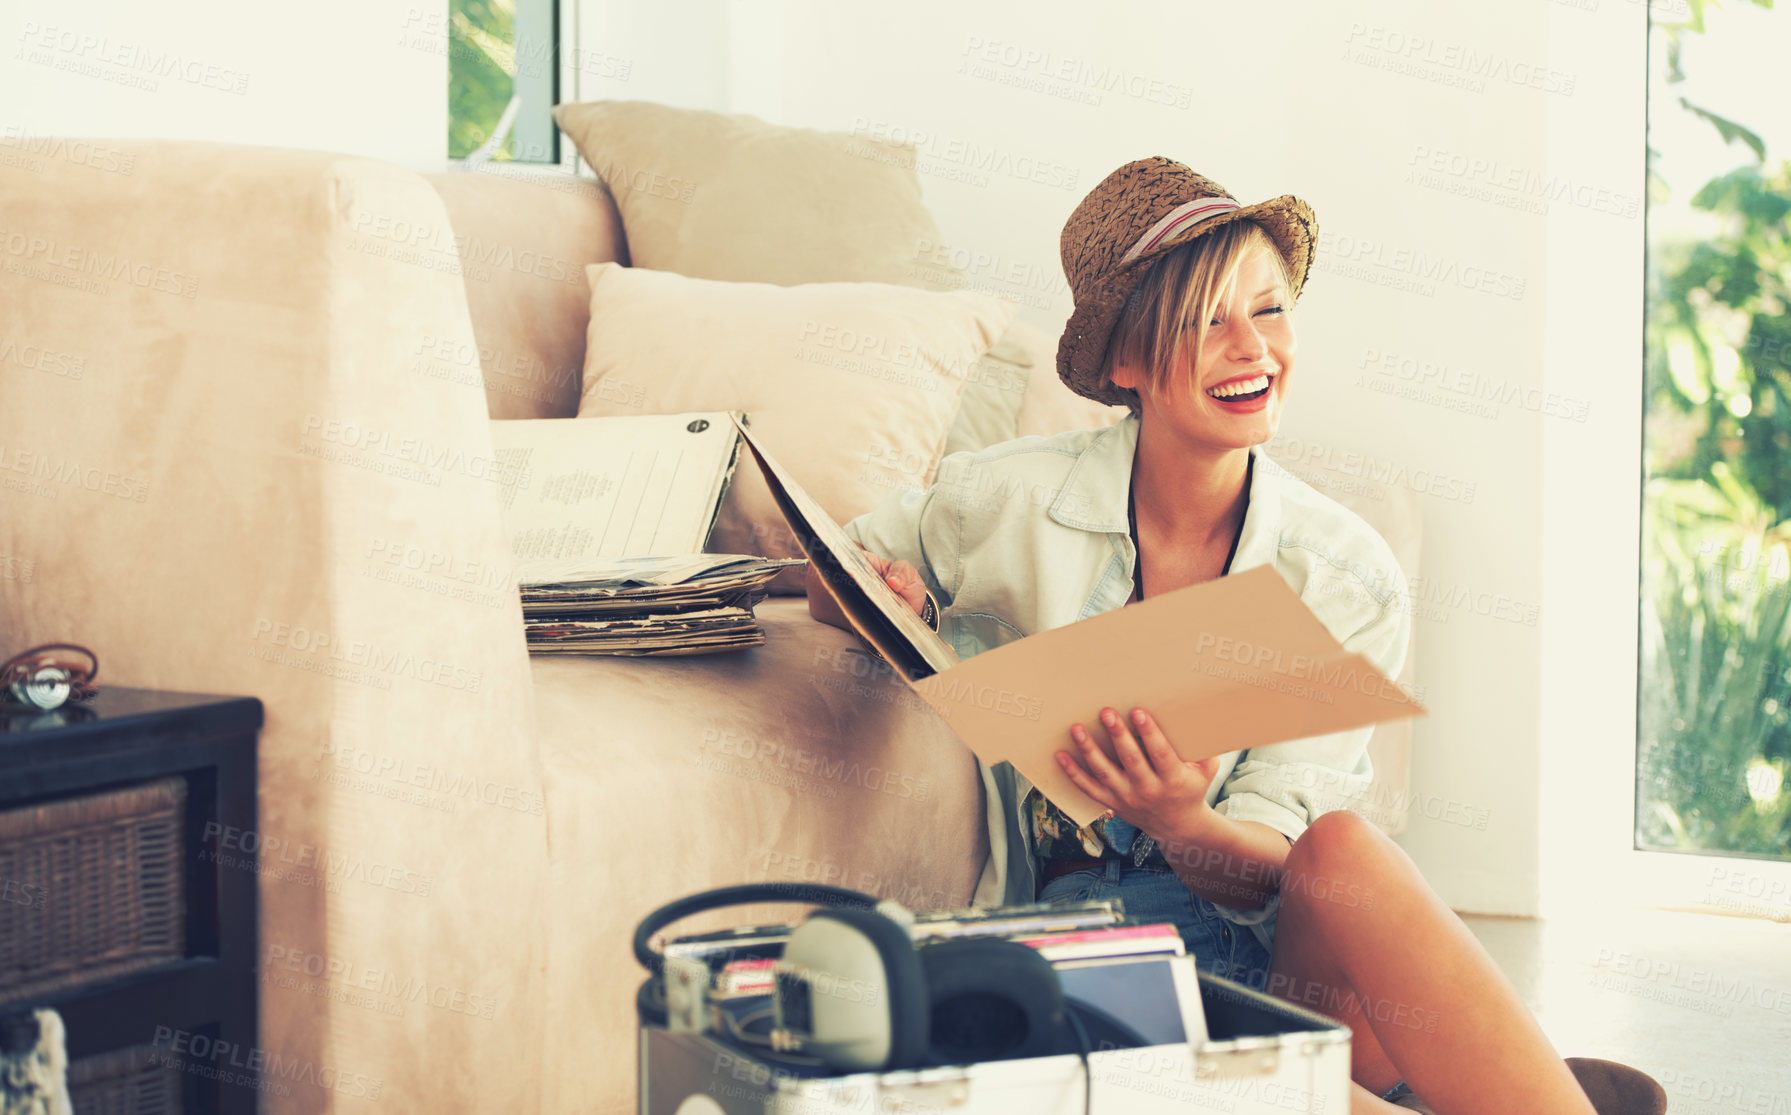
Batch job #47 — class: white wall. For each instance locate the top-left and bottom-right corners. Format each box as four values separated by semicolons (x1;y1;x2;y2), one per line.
2;0;449;171
3;0;1649;916
571;0;1648;915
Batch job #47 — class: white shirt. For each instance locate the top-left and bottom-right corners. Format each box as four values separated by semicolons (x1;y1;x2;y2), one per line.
843;413;1412;929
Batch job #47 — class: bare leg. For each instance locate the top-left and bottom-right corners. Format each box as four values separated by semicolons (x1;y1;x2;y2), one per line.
1265;811;1595;1115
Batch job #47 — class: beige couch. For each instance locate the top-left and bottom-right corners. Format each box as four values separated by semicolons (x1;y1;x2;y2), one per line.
0;139;1416;1115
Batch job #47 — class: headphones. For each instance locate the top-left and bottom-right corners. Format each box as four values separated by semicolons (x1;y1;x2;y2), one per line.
1;644;98;711
633;883;1079;1073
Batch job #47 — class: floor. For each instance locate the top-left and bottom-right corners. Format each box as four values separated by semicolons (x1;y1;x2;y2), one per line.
1462;907;1791;1110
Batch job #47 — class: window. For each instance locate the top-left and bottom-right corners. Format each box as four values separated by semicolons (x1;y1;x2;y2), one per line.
448;0;560;164
1638;0;1791;862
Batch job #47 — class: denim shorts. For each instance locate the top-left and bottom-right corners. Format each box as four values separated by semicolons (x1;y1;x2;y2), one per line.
1038;861;1413;1101
1036;858;1275;991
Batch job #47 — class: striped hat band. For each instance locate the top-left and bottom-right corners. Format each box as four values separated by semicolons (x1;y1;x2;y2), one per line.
1117;197;1243;266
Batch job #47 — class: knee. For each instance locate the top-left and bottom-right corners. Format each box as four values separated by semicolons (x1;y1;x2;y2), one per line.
1283;809;1396;895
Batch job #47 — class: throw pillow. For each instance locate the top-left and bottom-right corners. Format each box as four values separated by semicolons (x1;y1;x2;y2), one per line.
575;263;1017;592
552;99;1070;454
552;99;959;292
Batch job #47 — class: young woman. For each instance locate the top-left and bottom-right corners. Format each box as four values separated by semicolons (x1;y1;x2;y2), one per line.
809;158;1661;1115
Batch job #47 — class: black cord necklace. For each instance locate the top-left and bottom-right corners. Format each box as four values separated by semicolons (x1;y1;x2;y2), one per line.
1128;455;1255;602
1127;481;1144;602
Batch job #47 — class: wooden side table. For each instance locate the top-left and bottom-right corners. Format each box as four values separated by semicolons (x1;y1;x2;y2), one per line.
0;687;261;1114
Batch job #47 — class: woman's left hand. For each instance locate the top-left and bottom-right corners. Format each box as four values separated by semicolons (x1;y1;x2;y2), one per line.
1055;706;1221;844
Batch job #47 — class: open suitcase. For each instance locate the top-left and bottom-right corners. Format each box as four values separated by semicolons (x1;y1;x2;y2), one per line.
639;915;1352;1115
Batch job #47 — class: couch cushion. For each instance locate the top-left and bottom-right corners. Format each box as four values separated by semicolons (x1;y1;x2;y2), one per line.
575;262;1015;591
426;167;629;420
532;598;987;1114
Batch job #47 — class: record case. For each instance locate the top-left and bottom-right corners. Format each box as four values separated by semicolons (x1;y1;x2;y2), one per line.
641;967;1350;1115
640;904;1350;1115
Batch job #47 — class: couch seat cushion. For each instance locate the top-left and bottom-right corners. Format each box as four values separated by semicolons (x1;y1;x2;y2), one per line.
531;598;986;1113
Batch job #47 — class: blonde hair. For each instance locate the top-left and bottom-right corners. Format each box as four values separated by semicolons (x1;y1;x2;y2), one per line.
1102;220;1295;415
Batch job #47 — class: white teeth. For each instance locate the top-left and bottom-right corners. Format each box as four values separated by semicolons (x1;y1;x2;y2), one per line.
1207;374;1271;399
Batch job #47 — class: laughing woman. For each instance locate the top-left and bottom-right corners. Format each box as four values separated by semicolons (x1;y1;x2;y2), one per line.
810;158;1661;1115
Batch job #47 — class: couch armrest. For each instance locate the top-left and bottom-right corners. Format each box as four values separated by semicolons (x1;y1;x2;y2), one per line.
0;140;548;1113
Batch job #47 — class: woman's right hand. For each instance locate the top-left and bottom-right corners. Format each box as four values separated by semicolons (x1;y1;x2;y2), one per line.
855;543;928;618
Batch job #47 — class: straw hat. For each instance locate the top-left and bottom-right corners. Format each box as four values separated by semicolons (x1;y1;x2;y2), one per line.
1056;156;1317;406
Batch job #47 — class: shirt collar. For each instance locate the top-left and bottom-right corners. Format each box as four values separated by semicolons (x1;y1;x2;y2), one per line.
1047;415;1140;533
1047;413;1281;572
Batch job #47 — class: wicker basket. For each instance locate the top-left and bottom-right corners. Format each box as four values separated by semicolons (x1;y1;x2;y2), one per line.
0;777;188;1001
66;1042;185;1115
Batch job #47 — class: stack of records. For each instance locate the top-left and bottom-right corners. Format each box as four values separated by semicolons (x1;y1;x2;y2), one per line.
519;554;804;656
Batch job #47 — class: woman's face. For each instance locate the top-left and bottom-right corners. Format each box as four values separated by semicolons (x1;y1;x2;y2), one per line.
1110;247;1295;453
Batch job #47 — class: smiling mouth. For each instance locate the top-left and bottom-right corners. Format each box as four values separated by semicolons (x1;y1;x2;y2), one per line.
1206;373;1274;403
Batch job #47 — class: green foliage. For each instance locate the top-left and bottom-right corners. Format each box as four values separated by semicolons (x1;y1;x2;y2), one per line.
1639;474;1791;856
448;0;516;161
1645;163;1791;518
1640;0;1791;859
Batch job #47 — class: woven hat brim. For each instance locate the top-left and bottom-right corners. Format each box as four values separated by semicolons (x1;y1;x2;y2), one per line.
1057;194;1316;407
